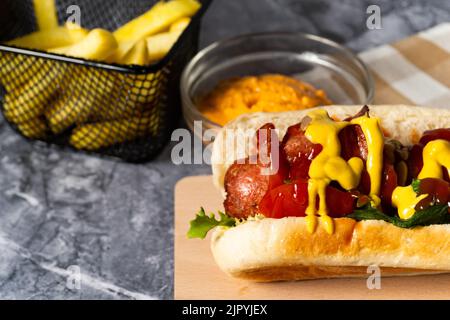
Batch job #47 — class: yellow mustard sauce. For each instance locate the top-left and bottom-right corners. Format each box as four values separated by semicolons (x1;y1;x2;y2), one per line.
198;74;332;126
350;116;384;206
392;185;428;220
418;140;450;179
304;109;384;234
392;139;450;219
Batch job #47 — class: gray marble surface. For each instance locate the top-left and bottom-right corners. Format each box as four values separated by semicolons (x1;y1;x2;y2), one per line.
0;0;449;300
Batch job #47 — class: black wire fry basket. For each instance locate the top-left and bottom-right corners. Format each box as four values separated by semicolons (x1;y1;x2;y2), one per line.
0;0;211;162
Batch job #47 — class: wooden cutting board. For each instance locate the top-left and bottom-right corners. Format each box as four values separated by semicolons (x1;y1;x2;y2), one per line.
174;175;450;300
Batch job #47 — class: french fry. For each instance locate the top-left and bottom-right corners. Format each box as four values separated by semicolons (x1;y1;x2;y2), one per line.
107;40;135;63
0;54;35;89
70;116;158;150
45;67;104;134
91;100;148;122
45;68;141;132
7;24;88;50
16;117;48;139
65;21;83;31
1;0;199;145
146;27;186;62
170;17;191;33
113;0;200;43
4;87;54;124
45;95;89;134
108;16;191;64
45;62;158;133
50;29;118;60
123;40;148;66
87;74;150;121
3;61;63;124
33;0;58;31
121;72;165;105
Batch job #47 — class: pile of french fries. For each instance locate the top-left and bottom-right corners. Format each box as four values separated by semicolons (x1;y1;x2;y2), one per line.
0;0;201;150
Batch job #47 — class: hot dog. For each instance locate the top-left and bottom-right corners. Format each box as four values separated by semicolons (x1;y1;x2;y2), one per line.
188;105;450;281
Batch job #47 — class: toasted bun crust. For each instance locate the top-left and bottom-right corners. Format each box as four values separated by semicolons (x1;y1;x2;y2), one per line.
210;105;450;281
211;217;450;281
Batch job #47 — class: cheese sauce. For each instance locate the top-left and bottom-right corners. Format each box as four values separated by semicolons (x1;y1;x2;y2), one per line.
304;109;384;234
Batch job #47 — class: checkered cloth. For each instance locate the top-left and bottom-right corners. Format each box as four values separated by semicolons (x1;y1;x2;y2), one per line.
360;23;450;108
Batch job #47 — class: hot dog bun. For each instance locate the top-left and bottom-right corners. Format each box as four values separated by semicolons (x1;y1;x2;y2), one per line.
211;217;450;281
210;105;450;281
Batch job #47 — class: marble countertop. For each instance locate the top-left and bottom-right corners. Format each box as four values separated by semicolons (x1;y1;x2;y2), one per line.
0;0;449;300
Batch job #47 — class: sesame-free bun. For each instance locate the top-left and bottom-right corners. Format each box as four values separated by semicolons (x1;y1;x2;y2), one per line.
210;105;450;281
211;217;450;281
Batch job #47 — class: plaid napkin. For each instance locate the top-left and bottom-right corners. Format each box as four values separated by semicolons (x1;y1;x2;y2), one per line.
360;23;450;108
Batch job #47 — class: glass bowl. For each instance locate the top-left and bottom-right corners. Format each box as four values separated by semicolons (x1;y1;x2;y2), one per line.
180;32;374;139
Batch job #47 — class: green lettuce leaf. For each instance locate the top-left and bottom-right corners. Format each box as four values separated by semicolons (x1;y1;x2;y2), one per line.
411;179;421;194
187;208;236;239
347;204;449;228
